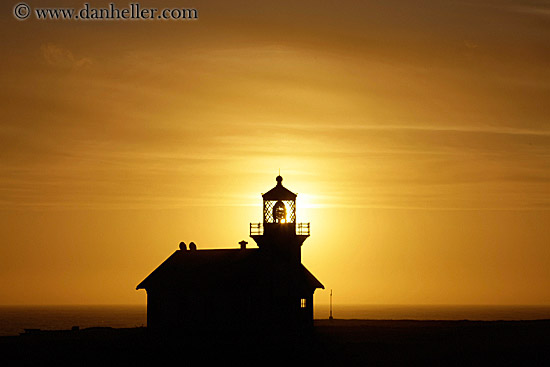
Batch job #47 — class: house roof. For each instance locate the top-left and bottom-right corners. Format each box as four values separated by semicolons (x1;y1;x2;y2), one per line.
262;176;297;201
136;248;323;291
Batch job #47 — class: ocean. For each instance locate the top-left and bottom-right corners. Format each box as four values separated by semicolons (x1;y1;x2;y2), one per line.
0;304;549;337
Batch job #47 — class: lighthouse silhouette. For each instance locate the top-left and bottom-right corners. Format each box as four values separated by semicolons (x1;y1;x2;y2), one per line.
137;176;324;335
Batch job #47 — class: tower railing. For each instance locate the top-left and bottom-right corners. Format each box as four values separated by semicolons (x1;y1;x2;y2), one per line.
249;222;310;236
250;223;263;236
296;222;310;236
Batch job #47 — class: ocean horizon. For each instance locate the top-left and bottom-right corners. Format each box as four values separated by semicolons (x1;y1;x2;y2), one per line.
0;304;549;337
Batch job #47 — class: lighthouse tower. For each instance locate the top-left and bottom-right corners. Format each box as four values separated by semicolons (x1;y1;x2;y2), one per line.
250;175;310;263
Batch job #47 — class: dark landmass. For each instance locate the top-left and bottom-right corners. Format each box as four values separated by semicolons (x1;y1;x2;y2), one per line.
1;319;549;366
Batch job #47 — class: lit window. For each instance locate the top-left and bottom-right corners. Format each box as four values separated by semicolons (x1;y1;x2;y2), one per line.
301;298;306;308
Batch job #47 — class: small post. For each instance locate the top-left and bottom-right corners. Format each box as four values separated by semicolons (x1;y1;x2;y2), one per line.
329;289;334;320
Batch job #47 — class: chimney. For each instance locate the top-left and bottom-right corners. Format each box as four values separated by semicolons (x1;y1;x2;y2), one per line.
239;240;248;250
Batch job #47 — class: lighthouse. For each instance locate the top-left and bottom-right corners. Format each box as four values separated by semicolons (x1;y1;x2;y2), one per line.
137;175;324;335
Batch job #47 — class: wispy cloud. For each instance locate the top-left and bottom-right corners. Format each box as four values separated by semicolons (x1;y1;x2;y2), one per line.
41;43;92;69
249;122;550;137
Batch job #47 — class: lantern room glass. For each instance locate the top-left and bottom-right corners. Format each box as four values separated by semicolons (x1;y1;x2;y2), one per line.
263;199;296;224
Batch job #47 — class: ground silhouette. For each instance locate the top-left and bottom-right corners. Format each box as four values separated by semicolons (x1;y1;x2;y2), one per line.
1;319;549;365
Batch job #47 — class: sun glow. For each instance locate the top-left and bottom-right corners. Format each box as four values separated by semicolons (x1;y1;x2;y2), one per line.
1;0;549;307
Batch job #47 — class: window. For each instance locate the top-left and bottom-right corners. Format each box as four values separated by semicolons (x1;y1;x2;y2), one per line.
301;298;306;308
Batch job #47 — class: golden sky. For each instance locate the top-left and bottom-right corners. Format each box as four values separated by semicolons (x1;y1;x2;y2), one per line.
1;0;549;305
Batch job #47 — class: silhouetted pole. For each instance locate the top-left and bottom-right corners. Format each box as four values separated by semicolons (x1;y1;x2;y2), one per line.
329;289;333;320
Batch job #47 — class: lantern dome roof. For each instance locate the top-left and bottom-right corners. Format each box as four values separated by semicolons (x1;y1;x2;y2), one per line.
262;176;297;201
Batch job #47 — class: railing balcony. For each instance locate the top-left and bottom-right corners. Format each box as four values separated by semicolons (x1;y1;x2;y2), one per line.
250;223;263;236
296;222;310;236
249;222;310;236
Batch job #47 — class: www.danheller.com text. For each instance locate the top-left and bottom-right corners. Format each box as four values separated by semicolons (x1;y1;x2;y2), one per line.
13;2;199;21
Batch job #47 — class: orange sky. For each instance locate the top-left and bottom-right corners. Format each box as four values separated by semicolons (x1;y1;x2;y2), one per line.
1;0;549;306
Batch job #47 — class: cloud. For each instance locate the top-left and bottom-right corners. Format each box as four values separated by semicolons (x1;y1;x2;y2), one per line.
41;43;92;69
507;4;550;17
464;40;479;49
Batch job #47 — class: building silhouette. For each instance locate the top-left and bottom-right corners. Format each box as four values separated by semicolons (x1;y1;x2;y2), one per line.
136;176;324;334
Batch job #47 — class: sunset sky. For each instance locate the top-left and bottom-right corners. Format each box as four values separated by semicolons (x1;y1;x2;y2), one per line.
1;0;549;306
